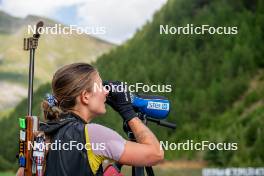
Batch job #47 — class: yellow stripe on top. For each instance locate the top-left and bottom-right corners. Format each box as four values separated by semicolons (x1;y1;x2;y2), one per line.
84;124;106;175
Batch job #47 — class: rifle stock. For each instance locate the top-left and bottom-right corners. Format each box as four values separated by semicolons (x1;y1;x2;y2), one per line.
25;116;35;175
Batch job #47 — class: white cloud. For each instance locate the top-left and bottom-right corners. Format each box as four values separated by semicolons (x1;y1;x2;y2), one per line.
77;0;167;43
0;0;85;17
0;0;167;43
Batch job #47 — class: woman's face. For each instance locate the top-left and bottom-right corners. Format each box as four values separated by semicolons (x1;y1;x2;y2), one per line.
87;72;109;116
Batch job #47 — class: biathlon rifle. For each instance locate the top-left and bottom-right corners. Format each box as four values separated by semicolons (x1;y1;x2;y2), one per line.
17;21;46;176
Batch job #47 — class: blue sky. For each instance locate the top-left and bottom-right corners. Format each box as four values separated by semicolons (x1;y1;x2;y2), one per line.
0;0;167;44
53;5;80;25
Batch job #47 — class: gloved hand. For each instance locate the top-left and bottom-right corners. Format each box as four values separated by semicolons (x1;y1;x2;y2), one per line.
103;81;137;122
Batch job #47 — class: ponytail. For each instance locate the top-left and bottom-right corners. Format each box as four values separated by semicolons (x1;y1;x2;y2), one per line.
41;94;63;121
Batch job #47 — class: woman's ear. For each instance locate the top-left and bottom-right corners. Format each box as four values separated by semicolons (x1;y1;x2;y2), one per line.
80;90;91;105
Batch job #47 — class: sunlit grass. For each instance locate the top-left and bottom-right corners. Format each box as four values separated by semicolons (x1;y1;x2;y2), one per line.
0;172;14;176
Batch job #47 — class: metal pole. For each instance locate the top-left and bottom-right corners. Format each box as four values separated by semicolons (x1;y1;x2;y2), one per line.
27;48;35;116
25;21;43;116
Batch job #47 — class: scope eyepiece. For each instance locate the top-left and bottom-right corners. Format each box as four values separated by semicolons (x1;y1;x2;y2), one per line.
103;81;170;119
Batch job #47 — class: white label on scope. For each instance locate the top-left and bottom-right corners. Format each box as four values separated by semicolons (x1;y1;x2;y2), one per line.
147;101;169;110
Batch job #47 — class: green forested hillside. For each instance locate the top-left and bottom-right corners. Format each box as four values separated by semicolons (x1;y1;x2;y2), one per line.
0;0;264;171
94;0;264;166
0;11;21;34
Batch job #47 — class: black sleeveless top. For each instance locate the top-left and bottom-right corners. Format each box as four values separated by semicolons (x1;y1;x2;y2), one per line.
41;112;103;176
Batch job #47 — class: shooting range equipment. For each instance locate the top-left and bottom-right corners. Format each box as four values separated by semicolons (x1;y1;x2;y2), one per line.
103;81;171;120
131;94;170;119
103;81;176;176
119;112;175;176
17;21;45;176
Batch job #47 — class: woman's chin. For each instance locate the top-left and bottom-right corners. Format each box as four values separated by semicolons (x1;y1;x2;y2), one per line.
98;108;106;115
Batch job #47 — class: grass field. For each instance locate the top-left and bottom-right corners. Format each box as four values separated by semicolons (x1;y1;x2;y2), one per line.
0;172;13;176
